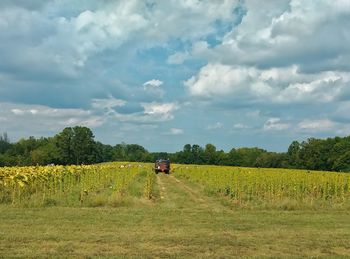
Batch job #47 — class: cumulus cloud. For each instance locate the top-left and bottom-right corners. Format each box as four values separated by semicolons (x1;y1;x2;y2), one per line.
213;0;350;72
185;63;258;98
0;0;241;110
0;0;240;79
275;73;346;104
2;0;350;150
183;0;350;116
185;63;350;104
142;102;179;120
143;79;163;88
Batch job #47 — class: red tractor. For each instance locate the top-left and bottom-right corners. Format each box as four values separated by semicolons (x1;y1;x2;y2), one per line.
154;159;170;174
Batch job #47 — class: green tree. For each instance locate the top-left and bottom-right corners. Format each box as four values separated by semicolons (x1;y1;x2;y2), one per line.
55;126;96;165
113;143;127;161
333;151;350;172
30;139;60;165
94;142;114;163
55;127;74;164
0;132;11;154
216;150;227;165
191;144;204;164
183;144;191;153
72;126;95;164
255;152;286;168
330;136;350;171
6;136;43;165
125;144;148;162
225;148;238;166
287;141;301;168
299;138;335;170
204;143;217;164
231;147;266;167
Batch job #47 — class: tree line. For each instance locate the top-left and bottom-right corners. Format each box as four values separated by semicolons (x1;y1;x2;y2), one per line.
0;126;350;172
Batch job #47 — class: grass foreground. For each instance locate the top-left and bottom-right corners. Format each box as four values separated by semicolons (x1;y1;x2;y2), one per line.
1;173;350;258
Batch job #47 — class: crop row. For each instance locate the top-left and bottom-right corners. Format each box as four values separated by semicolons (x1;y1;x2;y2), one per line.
0;163;146;206
174;165;350;206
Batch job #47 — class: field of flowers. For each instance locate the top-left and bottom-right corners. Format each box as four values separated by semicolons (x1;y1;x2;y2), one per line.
0;162;154;206
2;162;350;208
174;165;350;207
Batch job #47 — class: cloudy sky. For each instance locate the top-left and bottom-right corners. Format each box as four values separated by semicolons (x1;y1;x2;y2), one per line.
1;0;350;152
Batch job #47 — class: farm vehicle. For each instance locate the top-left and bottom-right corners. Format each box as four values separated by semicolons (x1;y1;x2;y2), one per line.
154;159;170;174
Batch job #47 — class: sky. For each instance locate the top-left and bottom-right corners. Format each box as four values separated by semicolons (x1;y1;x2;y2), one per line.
1;0;350;152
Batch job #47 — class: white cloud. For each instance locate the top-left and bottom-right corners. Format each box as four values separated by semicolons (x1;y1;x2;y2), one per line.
143;79;163;88
65;2;149;67
202;0;350;73
1;102;104;136
185;63;350;104
142;102;178;116
185;63;258;98
233;123;249;129
140;102;179;121
192;41;211;56
297;119;335;132
30;109;38;115
2;0;350;150
91;97;126;110
1;100;181;141
11;109;26;115
62;116;105;128
294;117;350;136
11;106;92;118
168;128;184;135
167;51;189;65
275;73;346;104
11;108;40;116
143;0;238;42
207;122;223;130
0;0;241;79
264;118;290;131
110;102;180;123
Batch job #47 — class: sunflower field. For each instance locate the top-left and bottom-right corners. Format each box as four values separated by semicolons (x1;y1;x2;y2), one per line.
174;165;350;207
0;162;146;206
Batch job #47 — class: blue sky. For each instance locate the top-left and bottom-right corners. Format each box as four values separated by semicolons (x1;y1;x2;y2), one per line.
1;0;350;152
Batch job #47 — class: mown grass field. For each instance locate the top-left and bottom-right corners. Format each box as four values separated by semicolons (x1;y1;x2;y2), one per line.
0;163;350;258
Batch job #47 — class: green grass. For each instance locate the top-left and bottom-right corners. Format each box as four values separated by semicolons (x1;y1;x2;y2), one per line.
0;173;350;258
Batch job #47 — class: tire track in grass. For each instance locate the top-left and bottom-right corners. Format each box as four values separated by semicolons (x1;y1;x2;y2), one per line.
156;174;166;200
172;177;206;203
168;175;208;209
168;175;231;213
